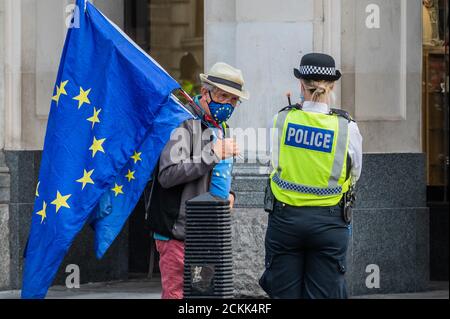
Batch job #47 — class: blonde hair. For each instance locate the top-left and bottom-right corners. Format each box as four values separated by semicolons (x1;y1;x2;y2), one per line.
301;79;336;105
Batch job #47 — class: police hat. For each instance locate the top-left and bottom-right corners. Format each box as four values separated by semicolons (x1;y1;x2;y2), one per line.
294;53;341;82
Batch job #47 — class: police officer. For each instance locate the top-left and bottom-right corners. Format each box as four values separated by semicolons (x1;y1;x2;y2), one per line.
259;53;363;299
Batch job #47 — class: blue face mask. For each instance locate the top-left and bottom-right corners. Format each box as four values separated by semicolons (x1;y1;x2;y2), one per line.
207;91;235;123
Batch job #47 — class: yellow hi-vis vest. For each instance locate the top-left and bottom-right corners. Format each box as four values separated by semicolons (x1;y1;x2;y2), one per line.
270;107;351;207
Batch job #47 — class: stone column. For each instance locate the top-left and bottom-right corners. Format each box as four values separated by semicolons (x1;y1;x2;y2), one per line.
0;0;5;151
340;0;428;295
3;0;21;150
0;0;13;290
341;0;422;153
0;151;11;290
206;0;336;297
206;0;317;150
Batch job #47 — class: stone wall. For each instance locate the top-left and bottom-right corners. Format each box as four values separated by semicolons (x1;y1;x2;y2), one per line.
205;0;317;153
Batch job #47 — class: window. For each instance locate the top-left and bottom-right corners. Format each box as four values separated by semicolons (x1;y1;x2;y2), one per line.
422;0;449;200
125;0;204;96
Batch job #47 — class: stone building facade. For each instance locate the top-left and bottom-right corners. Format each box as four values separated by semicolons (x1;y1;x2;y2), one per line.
1;0;448;296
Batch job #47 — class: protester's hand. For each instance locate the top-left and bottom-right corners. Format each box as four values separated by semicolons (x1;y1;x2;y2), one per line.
229;193;235;209
213;138;240;160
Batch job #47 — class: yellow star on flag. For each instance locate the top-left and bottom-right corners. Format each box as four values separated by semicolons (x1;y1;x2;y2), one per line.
36;201;47;224
73;87;91;109
89;136;106;157
76;169;95;190
87;107;101;129
51;80;69;106
131;151;142;164
36;181;40;197
125;170;136;182
111;183;124;197
51;191;71;213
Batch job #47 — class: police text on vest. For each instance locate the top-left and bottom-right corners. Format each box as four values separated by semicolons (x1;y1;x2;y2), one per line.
285;123;335;153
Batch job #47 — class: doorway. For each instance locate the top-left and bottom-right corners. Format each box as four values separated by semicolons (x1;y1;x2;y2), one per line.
421;0;449;280
124;0;205;277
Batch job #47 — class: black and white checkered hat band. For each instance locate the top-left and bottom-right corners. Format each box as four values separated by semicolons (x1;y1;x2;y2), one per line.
299;65;336;76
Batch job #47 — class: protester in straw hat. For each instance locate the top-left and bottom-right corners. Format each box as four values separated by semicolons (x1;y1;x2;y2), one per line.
146;62;249;299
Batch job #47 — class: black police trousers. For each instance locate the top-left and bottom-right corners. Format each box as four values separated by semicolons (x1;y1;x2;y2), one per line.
259;201;350;299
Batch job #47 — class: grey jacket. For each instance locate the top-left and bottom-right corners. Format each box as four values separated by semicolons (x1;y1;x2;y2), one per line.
157;115;228;240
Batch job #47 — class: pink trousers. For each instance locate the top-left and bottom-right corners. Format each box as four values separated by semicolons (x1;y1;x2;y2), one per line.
155;239;185;299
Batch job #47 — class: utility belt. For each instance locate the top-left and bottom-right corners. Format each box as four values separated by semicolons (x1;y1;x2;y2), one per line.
264;178;354;224
339;186;355;224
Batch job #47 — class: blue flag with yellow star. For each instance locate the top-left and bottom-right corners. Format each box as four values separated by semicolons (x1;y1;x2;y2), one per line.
90;94;192;259
21;0;192;299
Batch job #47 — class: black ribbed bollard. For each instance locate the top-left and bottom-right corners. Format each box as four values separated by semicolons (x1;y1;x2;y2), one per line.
183;192;233;298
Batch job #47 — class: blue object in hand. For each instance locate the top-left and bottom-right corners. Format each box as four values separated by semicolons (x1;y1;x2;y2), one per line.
209;127;233;199
210;157;234;199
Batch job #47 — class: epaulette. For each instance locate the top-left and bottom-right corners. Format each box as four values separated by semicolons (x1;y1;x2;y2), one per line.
330;108;355;122
278;103;302;113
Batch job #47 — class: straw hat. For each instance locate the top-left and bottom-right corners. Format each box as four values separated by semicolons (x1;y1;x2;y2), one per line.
200;62;249;100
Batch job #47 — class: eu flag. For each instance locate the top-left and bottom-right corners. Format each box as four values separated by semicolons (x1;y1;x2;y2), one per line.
90;94;192;259
21;0;192;298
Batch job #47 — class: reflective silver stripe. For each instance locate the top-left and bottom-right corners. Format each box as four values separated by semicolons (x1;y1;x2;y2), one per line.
272;172;342;196
272;110;290;171
328;116;349;187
